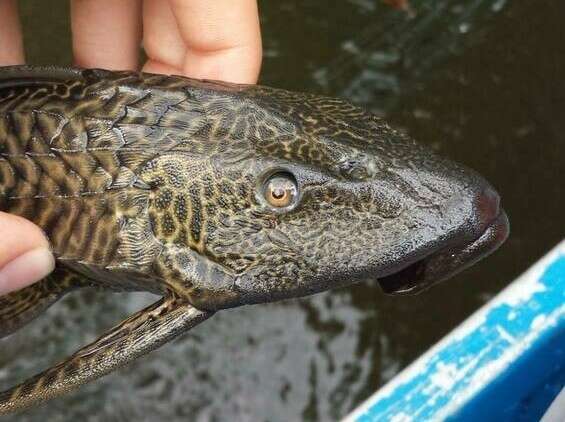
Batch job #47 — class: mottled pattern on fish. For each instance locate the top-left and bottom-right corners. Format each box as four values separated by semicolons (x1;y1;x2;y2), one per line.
0;66;508;414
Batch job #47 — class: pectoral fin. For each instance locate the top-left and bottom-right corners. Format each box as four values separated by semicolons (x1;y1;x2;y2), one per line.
0;268;89;338
0;295;213;415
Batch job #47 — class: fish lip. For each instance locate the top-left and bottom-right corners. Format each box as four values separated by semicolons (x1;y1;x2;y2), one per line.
377;209;510;295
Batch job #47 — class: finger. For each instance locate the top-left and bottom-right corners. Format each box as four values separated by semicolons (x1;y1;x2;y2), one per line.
0;0;25;65
0;212;54;296
142;0;185;75
71;0;142;70
168;0;262;83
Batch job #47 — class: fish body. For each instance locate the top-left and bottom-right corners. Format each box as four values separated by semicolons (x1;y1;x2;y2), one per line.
0;66;508;413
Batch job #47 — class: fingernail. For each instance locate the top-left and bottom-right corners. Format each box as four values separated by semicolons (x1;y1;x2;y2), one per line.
0;248;55;296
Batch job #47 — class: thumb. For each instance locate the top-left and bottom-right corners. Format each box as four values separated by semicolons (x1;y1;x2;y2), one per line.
0;212;55;296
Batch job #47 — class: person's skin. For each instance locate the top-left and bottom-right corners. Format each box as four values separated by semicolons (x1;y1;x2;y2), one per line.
0;0;262;296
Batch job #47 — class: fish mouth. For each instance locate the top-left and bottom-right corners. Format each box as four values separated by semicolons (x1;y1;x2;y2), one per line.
377;191;510;295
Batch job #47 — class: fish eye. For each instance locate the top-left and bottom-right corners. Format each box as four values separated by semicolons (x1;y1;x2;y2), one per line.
263;173;298;208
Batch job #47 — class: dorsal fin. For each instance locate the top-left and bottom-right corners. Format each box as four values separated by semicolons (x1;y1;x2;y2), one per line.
0;65;85;89
0;65;251;94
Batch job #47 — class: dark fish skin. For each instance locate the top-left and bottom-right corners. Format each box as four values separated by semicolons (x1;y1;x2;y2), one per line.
0;66;508;413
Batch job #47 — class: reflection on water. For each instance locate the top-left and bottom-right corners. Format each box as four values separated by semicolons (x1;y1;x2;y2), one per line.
2;0;563;420
315;0;508;109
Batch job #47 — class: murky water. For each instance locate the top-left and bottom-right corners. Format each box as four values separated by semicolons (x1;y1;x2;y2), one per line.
1;0;563;421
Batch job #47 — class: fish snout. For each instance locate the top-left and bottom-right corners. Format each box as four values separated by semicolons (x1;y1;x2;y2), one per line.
473;185;502;233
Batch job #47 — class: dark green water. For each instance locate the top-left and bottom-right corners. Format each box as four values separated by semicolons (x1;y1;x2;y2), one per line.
1;1;563;421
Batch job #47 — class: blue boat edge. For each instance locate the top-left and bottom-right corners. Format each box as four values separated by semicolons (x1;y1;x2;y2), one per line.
344;240;565;422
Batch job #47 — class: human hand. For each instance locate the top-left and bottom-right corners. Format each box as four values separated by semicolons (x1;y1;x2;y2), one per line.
0;0;262;295
0;212;54;296
71;0;263;83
